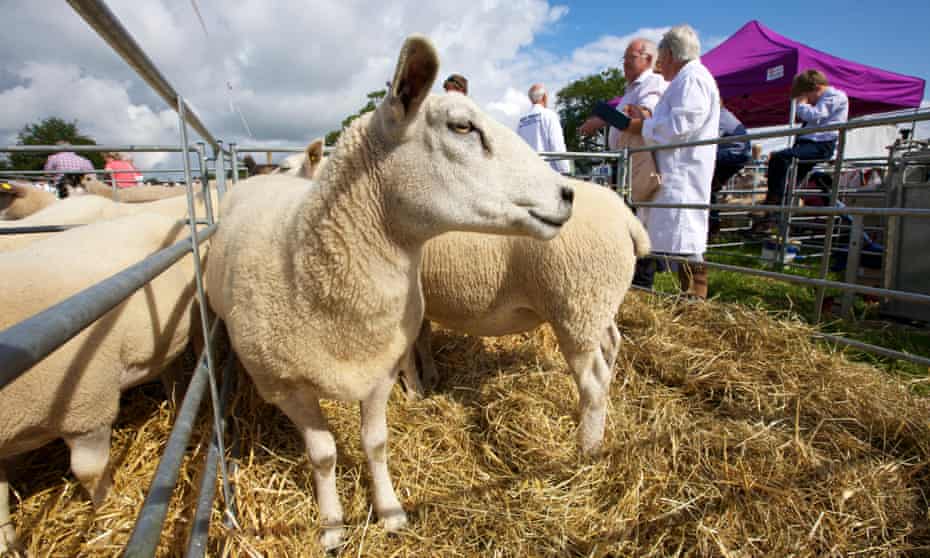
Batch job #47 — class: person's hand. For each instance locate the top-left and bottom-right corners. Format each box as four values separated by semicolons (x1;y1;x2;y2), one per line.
578;116;606;136
626;105;651;119
794;96;809;105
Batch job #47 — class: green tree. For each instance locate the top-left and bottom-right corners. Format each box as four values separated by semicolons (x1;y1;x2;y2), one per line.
9;117;103;171
555;67;626;156
325;89;387;145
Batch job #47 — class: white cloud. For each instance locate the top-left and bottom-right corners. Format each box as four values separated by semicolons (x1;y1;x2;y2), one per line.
0;62;178;168
0;1;722;173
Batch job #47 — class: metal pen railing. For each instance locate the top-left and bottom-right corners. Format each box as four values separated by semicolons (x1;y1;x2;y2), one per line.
1;1;237;555
620;108;930;367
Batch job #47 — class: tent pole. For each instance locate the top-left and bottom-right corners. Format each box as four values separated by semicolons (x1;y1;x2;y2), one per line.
787;98;798;149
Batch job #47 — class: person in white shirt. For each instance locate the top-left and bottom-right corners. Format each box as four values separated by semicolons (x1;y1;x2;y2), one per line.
624;24;721;299
754;69;849;233
516;84;570;174
580;39;668;205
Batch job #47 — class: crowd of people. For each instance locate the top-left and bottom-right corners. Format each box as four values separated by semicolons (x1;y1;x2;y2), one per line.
42;141;142;196
507;24;848;300
36;26;851;301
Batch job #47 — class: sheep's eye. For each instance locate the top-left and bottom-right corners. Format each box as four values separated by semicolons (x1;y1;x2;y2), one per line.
449;122;473;135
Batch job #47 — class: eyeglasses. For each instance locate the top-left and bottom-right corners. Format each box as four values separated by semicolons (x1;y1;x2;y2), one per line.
623;52;649;62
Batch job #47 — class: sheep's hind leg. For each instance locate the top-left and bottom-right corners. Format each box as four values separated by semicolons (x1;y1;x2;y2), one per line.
413;320;439;394
600;323;621;372
0;465;17;553
277;392;345;551
361;373;407;532
64;425;113;507
559;335;613;454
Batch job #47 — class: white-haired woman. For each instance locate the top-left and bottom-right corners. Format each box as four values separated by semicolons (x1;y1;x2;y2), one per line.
626;24;720;299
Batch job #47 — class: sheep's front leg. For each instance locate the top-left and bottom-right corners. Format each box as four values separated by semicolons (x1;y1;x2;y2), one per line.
0;465;16;553
560;339;614;454
64;425;113;507
277;392;345;550
361;374;407;531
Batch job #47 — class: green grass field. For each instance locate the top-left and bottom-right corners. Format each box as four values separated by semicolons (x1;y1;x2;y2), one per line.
649;238;930;388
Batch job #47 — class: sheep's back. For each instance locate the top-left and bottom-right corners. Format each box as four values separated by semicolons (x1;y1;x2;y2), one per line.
0;213;195;454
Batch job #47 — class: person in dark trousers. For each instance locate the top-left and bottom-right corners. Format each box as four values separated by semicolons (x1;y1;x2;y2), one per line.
753;69;848;234
709;103;751;237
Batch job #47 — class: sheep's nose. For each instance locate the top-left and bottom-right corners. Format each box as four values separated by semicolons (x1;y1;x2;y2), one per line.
560;186;574;204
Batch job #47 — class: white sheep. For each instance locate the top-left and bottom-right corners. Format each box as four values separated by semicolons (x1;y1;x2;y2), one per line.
281;146;650;452
81;175;192;202
411;178;650;452
272;139;325;178
204;34;574;550
0;181;58;220
0;187;218;252
0;213;198;553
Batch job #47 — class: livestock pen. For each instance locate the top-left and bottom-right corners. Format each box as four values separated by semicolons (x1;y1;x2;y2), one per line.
1;1;930;556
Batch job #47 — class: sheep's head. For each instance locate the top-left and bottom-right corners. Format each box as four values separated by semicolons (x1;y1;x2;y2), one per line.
369;34;573;242
275;139;325;179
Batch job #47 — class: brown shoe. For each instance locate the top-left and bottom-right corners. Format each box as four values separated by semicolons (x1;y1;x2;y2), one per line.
678;262;708;300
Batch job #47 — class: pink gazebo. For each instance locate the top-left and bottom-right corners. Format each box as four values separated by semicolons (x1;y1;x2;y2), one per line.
701;20;925;128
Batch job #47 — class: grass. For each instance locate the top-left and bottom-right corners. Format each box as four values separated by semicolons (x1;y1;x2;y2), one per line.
650;235;930;387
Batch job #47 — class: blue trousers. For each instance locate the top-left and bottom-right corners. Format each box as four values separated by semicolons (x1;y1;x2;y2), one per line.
764;139;836;207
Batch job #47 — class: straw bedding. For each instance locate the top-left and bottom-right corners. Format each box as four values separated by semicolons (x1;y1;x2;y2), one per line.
9;292;930;557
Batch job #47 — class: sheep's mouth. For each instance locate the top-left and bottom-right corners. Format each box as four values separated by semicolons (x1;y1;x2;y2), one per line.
528;209;569;228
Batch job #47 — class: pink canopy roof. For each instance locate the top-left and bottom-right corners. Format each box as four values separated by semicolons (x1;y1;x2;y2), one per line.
701;20;925;128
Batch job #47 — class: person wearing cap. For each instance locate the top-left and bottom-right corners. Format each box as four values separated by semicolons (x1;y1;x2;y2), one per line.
443;74;468;95
754;69;848;233
516;84;570;174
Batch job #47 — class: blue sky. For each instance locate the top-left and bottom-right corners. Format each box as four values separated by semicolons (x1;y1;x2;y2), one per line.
538;1;930;89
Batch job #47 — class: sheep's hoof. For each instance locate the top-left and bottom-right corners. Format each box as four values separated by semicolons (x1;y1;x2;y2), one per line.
319;525;345;552
381;509;408;532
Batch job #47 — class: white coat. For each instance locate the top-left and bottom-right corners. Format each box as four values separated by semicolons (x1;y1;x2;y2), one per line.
517;104;570;174
641;60;720;255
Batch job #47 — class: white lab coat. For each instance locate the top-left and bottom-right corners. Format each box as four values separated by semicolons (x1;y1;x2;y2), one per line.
641;60;720;255
517;104;570;173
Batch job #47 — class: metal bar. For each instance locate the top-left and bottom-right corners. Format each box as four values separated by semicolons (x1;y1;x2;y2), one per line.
66;0;222;151
775;159;799;272
184;351;236;558
625;109;930;154
229;143;240;184
123;320;218;558
0;225;215;390
840;215;866;317
813;332;930;368
1;144;195;153
176;97;233;528
0;225;81;234
0;169;196;175
213;141;228;199
632;203;930;218
194;143;214;225
650;254;930;306
814;130;848;322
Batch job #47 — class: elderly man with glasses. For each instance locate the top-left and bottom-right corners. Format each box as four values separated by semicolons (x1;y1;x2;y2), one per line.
623;25;720;299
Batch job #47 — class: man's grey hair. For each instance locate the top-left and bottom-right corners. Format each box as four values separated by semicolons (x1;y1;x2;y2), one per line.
632;38;658;69
528;84;546;103
658;24;701;63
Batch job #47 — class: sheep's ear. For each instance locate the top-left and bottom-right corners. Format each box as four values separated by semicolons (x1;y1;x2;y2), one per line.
305;139;324;164
385;34;438;124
